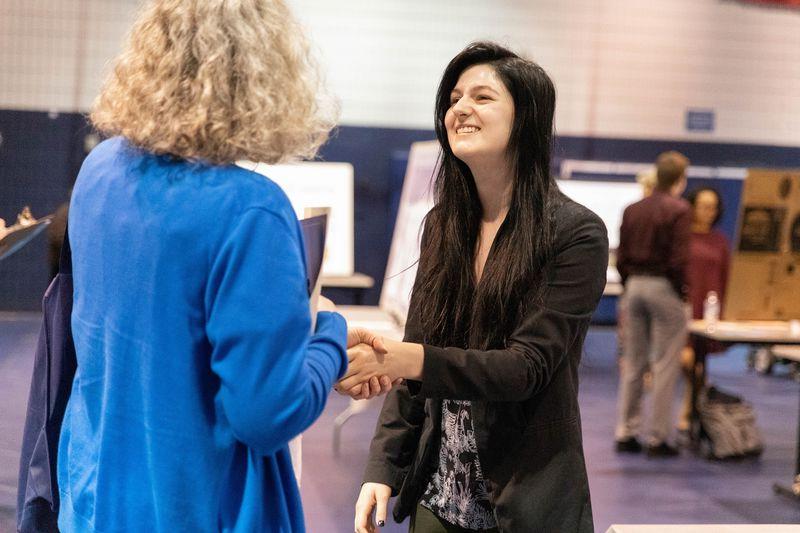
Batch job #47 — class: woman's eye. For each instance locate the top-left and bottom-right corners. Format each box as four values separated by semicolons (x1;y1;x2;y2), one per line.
476;95;491;101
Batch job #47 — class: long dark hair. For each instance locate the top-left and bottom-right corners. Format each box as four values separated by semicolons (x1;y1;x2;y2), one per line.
414;41;561;350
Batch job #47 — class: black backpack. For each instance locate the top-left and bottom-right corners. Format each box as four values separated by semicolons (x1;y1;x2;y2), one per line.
698;386;764;460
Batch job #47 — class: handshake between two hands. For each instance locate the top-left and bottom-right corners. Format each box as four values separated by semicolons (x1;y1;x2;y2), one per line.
334;328;405;401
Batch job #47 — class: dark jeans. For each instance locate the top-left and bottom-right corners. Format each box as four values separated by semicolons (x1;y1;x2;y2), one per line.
409;503;500;533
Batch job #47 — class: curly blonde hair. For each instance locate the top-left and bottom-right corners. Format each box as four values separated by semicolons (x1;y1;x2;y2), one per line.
91;0;335;165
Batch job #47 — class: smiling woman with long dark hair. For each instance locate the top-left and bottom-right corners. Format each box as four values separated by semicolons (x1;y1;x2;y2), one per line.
340;42;608;533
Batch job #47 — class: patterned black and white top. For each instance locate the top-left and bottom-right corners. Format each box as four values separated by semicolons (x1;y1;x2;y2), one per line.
419;400;497;530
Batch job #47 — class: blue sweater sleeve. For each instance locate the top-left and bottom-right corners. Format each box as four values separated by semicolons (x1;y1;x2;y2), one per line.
205;206;347;456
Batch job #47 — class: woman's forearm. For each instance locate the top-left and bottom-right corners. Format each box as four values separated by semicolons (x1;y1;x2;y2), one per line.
339;338;425;392
384;338;424;380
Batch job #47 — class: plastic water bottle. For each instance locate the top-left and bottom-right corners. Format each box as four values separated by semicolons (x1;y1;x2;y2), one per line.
703;291;720;328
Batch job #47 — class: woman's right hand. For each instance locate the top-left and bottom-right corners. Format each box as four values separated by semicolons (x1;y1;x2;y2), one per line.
354;482;392;533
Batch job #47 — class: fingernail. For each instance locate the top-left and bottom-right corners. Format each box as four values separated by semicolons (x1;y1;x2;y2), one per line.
377;520;385;527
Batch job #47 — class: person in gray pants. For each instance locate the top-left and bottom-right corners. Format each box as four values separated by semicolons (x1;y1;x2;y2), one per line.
614;151;692;457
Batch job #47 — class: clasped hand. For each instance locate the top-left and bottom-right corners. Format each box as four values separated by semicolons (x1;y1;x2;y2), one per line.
335;328;403;400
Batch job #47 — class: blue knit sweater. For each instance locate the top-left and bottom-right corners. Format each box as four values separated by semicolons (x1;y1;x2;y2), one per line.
57;137;347;532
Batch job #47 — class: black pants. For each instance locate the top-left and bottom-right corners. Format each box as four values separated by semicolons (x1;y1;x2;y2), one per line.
409;503;499;533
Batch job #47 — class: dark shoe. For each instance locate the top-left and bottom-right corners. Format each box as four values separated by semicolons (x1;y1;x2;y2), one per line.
647;442;680;458
615;437;642;453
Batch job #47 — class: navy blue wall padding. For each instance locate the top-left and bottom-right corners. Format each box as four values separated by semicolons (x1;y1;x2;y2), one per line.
17;227;76;533
2;110;800;310
554;135;800;168
0;110;90;311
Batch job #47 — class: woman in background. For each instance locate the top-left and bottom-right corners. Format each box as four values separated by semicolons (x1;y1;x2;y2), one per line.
57;1;346;531
678;187;730;431
341;42;608;533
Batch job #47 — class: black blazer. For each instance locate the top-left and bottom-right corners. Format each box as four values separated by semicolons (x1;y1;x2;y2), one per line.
363;195;609;533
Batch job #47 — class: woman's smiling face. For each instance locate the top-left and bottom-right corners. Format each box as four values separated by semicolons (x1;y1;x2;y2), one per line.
445;63;515;169
693;189;720;229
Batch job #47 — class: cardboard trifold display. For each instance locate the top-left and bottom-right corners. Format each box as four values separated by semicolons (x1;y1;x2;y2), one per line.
725;169;800;320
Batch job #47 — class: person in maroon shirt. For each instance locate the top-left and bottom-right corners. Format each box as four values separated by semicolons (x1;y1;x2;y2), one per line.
677;187;730;431
615;151;691;457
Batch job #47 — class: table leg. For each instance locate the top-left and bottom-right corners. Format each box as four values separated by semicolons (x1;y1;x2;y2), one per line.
332;398;372;456
689;335;708;448
773;381;800;501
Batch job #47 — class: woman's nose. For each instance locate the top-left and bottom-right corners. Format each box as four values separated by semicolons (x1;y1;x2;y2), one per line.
452;97;471;117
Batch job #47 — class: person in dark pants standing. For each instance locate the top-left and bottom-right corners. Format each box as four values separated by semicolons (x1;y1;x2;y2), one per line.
615;151;691;457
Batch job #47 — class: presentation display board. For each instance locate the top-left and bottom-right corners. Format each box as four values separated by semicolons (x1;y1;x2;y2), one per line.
379;140;439;325
556;179;643;251
557;179;643;287
725;169;800;320
242;162;355;277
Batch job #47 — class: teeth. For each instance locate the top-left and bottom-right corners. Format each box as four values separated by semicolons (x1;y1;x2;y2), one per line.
457;126;479;134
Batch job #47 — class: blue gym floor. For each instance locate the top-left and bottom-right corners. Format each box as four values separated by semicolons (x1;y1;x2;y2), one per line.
1;313;799;532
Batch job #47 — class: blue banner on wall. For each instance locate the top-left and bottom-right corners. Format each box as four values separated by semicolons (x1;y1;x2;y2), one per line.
686;109;715;132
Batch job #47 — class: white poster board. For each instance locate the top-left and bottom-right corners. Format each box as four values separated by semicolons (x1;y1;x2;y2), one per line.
379;141;440;326
241;162;355;277
556;179;643;251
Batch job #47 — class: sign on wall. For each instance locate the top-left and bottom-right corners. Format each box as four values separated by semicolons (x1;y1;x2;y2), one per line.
685;109;715;133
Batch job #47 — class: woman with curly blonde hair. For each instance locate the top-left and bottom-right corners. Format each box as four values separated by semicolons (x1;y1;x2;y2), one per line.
92;0;334;164
57;1;346;531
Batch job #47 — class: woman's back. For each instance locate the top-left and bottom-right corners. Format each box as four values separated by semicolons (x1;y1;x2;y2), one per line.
58;137;345;532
